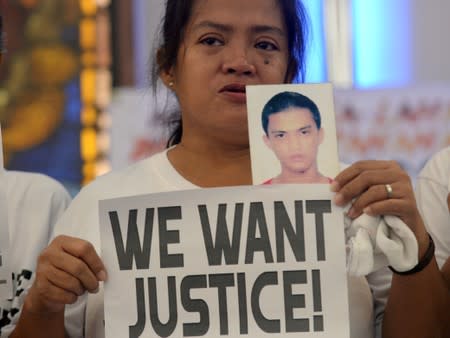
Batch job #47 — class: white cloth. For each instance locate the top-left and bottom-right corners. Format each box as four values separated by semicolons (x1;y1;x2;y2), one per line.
345;212;418;276
0;171;71;337
53;149;391;338
415;146;450;269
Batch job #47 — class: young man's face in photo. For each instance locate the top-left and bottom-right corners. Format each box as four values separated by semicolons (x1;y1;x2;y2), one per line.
263;108;324;174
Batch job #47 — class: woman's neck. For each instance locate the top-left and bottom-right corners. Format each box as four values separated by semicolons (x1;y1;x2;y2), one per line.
167;139;252;187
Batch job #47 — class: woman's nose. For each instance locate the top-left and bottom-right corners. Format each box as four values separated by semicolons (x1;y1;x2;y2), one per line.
221;51;256;76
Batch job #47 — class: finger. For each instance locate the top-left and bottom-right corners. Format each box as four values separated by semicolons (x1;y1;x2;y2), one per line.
48;249;100;293
348;183;408;218
334;168;400;206
44;265;85;296
45;280;79;305
55;235;107;281
33;276;79;306
362;199;412;222
332;160;395;191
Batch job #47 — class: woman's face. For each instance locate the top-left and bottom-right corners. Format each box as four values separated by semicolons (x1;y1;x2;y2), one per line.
162;0;290;146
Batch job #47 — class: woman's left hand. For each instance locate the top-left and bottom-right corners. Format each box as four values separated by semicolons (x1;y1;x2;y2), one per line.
331;160;429;251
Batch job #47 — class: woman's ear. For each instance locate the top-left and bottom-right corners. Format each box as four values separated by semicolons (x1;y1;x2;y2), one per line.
157;48;175;89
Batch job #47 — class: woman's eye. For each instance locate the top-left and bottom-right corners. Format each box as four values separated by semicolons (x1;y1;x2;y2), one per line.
200;37;223;46
255;41;278;51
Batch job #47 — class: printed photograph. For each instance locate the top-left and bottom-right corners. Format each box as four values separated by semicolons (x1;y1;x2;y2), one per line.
247;83;340;185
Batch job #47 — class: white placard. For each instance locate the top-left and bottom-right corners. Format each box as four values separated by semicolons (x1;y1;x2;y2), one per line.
100;184;350;338
0;126;12;300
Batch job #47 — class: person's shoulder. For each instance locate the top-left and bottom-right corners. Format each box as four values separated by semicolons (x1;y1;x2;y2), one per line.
419;146;450;186
5;170;71;202
425;146;450;170
77;150;168;201
4;171;72;225
54;152;169;238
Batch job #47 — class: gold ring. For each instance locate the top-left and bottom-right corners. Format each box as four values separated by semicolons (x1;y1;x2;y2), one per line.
385;184;393;199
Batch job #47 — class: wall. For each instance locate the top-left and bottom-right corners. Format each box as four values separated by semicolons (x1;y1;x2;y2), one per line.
133;0;165;87
411;0;450;83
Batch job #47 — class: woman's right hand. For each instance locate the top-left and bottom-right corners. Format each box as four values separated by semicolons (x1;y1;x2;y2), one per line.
25;235;107;314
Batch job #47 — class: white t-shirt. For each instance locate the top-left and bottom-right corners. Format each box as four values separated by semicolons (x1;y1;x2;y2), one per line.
416;146;450;269
53;150;390;338
0;171;71;337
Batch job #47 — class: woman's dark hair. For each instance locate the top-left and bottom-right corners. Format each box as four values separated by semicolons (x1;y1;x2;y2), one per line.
261;91;321;134
151;0;309;147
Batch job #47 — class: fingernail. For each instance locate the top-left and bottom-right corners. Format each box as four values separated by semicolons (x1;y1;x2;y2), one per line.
93;287;99;294
334;193;344;205
97;270;107;282
347;207;356;219
363;207;373;216
330;181;340;192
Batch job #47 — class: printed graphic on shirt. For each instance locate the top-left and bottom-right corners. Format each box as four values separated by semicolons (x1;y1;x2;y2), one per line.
0;270;33;334
0;159;12;301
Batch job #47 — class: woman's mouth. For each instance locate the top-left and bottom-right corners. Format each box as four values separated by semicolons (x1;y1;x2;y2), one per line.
219;84;247;103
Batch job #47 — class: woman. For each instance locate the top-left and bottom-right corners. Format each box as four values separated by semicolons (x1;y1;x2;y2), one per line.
10;1;447;337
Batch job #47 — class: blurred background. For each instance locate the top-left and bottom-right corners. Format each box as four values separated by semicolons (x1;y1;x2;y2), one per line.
0;0;449;195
